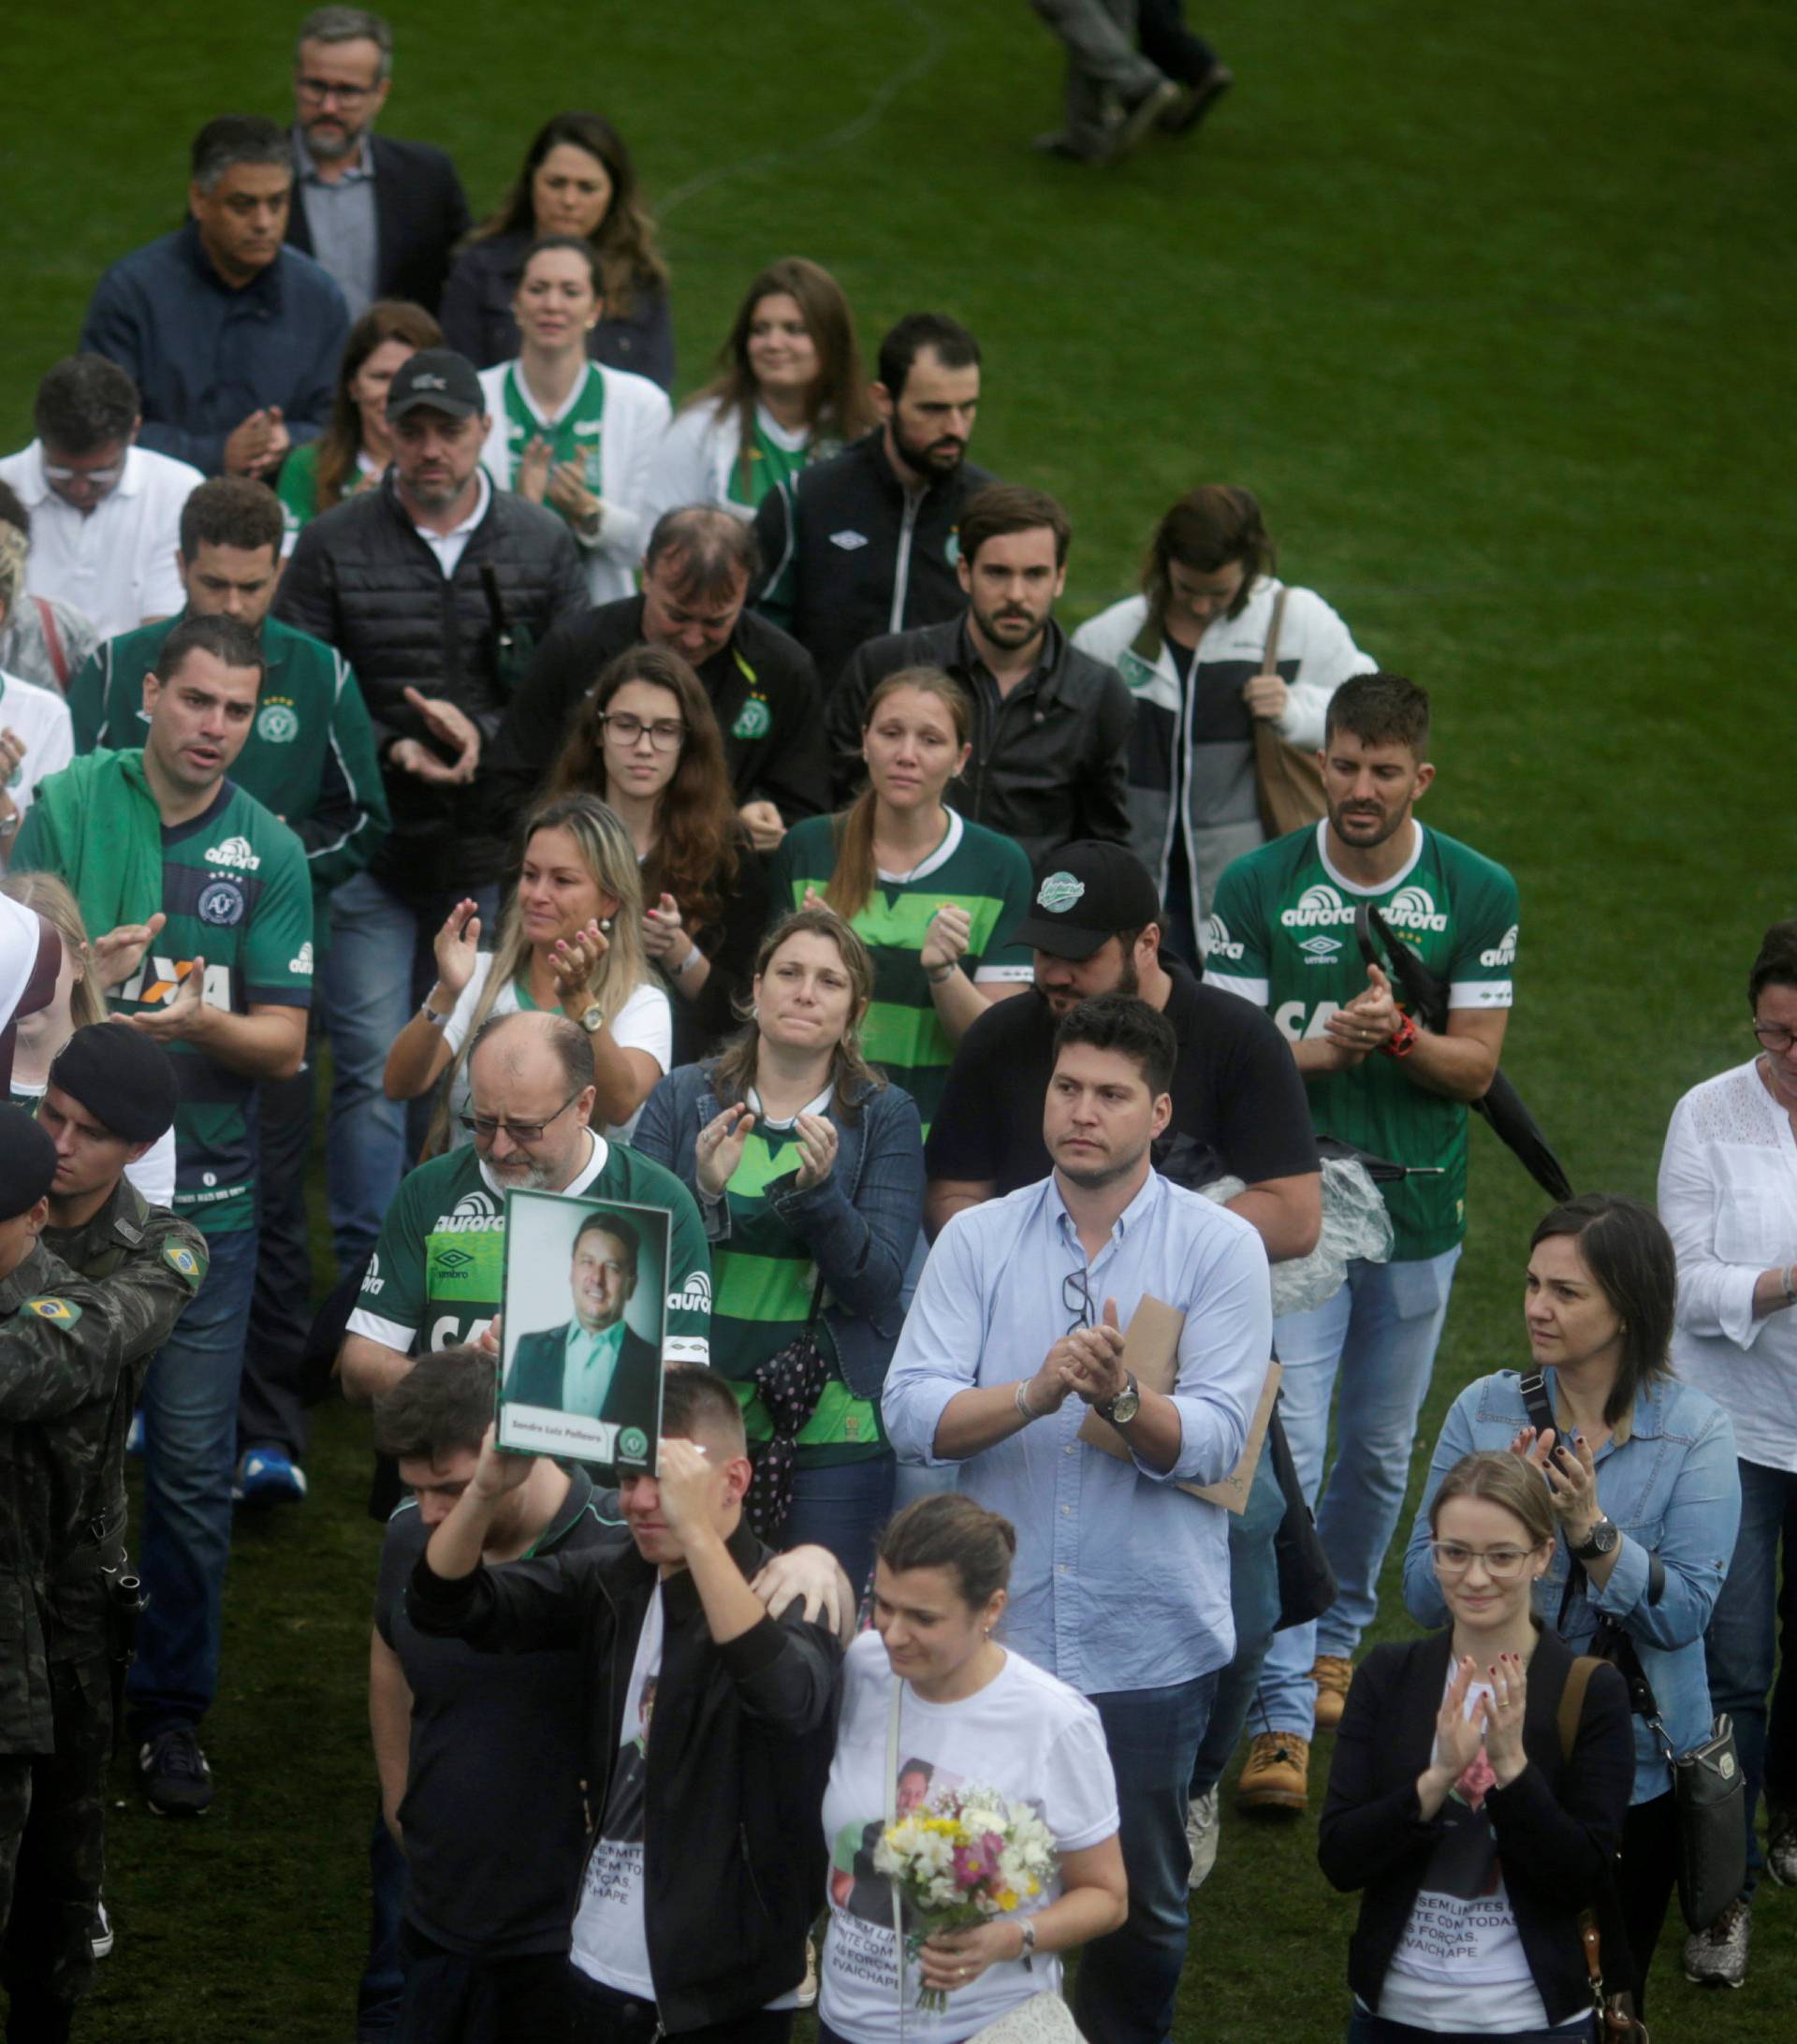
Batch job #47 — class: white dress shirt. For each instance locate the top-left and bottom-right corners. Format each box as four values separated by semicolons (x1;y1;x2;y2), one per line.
0;442;200;639
1658;1056;1797;1471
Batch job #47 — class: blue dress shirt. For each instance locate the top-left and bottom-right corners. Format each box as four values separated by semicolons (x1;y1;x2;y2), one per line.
80;222;349;475
883;1170;1272;1694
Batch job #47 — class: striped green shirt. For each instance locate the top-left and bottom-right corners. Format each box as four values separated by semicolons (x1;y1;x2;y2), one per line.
713;1123;884;1466
766;810;1034;1132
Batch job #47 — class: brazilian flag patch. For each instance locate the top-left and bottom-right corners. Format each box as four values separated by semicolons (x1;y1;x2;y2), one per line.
164;1241;205;1285
22;1296;81;1327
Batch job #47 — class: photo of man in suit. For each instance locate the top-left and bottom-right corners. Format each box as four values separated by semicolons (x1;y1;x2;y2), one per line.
504;1211;662;1425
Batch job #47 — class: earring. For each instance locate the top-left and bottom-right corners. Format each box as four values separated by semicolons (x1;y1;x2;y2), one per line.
600;917;613;935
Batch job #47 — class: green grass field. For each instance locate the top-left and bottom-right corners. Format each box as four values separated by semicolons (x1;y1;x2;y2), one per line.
7;0;1795;2037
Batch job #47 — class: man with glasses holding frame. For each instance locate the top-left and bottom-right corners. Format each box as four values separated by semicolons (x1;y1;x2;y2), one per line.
884;992;1270;2044
284;7;472;319
340;1009;709;1410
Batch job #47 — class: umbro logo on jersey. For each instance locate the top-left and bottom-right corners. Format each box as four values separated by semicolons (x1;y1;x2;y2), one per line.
1299;935;1341;961
1202;914;1245;963
432;1190;502;1234
1481;924;1518;968
828;530;869;551
668;1270;711;1314
204;835;261;872
1280;884;1355;930
1388;885;1449;933
434;1248;475;1274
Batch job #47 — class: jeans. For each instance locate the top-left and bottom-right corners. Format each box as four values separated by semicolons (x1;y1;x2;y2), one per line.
124;1225;260;1734
356;1799;407;2039
1075;1671;1218;2043
324;875;496;1269
783;1453;896;1609
1347;2013;1595;2043
1703;1454;1797;1902
1030;0;1162;152
238;1049;318;1462
1257;1249;1461;1737
1190;1445;1287;1796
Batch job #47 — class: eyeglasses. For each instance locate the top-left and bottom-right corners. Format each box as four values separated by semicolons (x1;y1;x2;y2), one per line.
598;711;685;752
42;463;124;486
1752;1022;1797;1055
1429;1541;1537;1580
458;1087;584;1146
1062;1265;1094;1335
296;76;376;104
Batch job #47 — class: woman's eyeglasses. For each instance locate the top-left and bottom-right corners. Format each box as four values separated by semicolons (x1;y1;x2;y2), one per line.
598;711;685;753
1751;1021;1797;1055
1429;1541;1535;1581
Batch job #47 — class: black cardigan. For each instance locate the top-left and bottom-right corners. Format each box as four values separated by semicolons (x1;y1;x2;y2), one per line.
1318;1626;1633;2026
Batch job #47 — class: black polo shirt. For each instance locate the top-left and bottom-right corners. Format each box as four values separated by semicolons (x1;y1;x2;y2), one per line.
925;958;1320;1193
376;1467;626;1957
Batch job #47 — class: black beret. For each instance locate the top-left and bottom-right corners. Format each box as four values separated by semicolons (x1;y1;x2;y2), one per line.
0;1104;57;1219
48;1023;181;1145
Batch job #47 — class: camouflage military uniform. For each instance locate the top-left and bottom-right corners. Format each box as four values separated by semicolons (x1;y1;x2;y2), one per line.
0;1191;205;2031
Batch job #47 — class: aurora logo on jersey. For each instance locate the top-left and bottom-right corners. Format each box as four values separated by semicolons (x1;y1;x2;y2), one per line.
668;1269;711;1314
1203;913;1245;962
203;835;262;871
1481;925;1518;969
289;942;314;976
1279;882;1449;936
431;1190;503;1234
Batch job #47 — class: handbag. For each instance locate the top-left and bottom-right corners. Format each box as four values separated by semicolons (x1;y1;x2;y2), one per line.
1518;1373;1747;1934
883;1683;1085;2044
1249;589;1325;838
742;1270;828;1546
1558;1657;1652;2041
1267;1397;1337;1631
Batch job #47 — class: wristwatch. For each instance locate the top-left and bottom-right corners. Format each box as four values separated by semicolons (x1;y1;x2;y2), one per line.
1570;1515;1620;1562
577;1002;605;1035
1094;1372;1141;1425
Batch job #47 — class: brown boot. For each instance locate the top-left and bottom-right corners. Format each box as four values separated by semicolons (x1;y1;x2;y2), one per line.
1235;1731;1310;1815
1311;1655;1354;1732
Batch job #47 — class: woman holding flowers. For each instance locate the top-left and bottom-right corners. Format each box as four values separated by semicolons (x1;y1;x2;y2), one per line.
817;1494;1127;2040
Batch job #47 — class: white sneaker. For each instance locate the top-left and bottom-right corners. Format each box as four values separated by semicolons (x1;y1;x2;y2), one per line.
1186;1786;1220;1889
90;1900;114;1960
1683;1898;1750;1987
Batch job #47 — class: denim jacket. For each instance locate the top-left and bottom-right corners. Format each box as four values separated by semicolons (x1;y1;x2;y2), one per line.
634;1061;925;1402
1402;1368;1741;1803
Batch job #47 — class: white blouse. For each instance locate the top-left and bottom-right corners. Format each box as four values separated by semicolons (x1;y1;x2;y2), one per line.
1658;1057;1797;1471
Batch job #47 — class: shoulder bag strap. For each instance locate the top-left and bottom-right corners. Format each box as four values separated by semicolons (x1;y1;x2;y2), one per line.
33;596;69;688
1260;587;1289;675
1558;1655;1601;1762
887;1675;909;2041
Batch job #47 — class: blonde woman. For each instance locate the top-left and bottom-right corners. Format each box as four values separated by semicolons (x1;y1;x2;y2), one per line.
383;794;670;1146
3;869;175;1202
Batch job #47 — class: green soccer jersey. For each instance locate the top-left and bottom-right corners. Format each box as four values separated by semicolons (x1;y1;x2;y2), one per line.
346;1133;712;1371
105;777;314;1235
66;613;388;900
712;1122;884;1467
1206;821;1519;1260
766;810;1034;1133
723;417;835;513
496;361;606;537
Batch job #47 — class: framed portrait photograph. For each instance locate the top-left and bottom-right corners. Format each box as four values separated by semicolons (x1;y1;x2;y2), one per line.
495;1188;670;1473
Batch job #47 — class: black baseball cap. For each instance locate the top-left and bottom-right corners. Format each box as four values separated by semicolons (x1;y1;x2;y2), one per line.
1014;841;1164;959
386;349;485;422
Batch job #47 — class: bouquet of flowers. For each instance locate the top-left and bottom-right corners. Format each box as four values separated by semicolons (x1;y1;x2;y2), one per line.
873;1783;1059;2012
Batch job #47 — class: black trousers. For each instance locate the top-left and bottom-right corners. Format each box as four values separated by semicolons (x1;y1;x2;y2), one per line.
565;1967;794;2043
397;1922;570;2044
1616;1788;1680;2010
1137;0;1218;83
237;1051;318;1463
0;1657;110;2040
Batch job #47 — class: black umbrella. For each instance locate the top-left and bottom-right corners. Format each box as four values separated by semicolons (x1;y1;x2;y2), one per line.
1354;905;1573;1202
